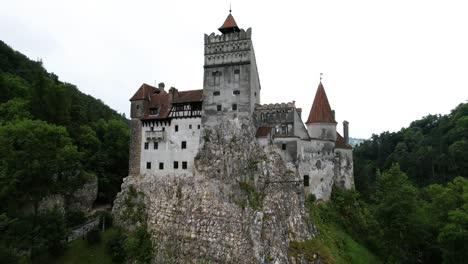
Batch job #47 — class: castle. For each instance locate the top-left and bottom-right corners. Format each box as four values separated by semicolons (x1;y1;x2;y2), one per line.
128;12;353;201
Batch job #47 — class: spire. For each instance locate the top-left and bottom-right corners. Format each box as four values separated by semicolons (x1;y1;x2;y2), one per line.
306;82;336;124
218;11;240;34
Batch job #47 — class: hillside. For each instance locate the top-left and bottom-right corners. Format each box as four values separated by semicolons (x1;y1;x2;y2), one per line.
345;103;468;263
0;40;130;262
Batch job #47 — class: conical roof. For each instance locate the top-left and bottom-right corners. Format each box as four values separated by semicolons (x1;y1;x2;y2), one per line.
306;82;336;124
218;13;240;34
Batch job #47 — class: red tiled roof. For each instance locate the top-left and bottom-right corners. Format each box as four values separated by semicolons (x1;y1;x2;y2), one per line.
143;89;203;120
255;127;272;138
335;133;352;149
219;13;240;34
130;83;158;101
306;82;336;124
173;90;203;103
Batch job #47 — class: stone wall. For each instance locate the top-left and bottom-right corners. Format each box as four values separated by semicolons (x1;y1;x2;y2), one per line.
113;119;313;263
334;148;354;189
129;119;142;176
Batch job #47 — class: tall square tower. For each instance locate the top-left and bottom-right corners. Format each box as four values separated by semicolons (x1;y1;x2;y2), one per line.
202;12;261;126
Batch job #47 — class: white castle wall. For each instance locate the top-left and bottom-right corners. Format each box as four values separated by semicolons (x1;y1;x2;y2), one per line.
140;118;201;177
297;139;337;200
307;122;337;141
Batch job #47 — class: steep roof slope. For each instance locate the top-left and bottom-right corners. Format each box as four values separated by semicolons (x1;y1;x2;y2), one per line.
306;82;336;124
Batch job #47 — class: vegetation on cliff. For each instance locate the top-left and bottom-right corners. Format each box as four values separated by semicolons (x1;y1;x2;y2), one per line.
0;40;130;262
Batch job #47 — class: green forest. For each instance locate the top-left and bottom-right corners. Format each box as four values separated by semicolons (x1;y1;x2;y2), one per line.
0;40;466;263
0;40;130;262
310;102;467;263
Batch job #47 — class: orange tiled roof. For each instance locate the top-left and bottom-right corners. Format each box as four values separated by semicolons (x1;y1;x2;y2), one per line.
306;82;336;124
219;13;240;34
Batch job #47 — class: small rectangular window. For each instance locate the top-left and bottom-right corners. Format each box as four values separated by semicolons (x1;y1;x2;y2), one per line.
154;142;158;149
146;162;151;169
234;69;240;74
173;161;179;169
282;143;286;150
233;90;240;95
182;162;188;169
189;124;192;129
175;125;179;132
144;142;149;149
162;127;165;132
159;162;164;170
217;105;222;111
304;175;310;187
232;104;237;111
197;124;201;129
151;127;154;131
213;91;220;96
182;141;187;149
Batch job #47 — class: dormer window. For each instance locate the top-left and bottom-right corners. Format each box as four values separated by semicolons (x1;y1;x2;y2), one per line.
150;107;159;115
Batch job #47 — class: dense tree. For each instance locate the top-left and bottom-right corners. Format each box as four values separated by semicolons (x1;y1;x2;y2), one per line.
372;164;431;263
0;40;130;204
0;40;131;260
354;103;467;195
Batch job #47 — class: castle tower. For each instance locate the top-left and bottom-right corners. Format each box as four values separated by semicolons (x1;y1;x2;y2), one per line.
305;82;337;141
128;84;154;176
201;12;261;126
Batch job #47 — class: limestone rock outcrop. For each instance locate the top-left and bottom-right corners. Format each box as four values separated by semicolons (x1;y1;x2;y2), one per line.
113;119;314;263
69;174;98;212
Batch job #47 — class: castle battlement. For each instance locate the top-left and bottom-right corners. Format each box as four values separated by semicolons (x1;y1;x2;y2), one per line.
204;28;252;44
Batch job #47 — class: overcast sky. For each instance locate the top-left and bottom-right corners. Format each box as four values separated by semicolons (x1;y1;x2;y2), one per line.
1;0;467;138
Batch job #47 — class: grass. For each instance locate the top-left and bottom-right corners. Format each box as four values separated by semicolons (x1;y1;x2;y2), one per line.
316;220;380;264
306;204;381;264
46;228;116;264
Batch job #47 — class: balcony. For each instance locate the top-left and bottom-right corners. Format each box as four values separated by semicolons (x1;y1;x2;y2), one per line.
145;130;165;141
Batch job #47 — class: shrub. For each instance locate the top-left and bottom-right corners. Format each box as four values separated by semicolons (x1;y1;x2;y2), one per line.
125;226;154;264
106;229;127;263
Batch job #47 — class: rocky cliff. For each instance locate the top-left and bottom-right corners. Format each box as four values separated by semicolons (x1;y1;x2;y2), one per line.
113;119;314;263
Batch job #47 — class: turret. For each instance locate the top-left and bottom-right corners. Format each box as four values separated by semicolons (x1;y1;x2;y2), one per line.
128;83;157;176
305;82;337;141
130;84;154;119
201;11;261;126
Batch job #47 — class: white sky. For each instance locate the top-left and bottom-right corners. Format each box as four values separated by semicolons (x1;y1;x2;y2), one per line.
1;0;467;138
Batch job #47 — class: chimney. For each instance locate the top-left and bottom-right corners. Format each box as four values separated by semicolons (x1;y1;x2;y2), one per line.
169;87;178;104
158;82;165;93
343;121;349;144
